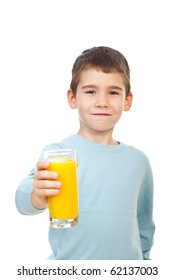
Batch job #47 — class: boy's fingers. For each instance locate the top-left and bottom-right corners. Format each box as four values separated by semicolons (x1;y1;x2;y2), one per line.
37;160;50;170
34;170;58;180
35;187;60;197
33;179;62;190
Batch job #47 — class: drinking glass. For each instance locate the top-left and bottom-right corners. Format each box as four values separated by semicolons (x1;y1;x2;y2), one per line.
44;149;78;228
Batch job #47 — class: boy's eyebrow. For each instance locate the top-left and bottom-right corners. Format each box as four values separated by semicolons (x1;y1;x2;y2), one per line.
81;84;97;89
81;84;123;91
108;86;124;91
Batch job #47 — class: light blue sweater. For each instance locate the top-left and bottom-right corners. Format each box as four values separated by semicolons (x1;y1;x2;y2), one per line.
15;134;155;260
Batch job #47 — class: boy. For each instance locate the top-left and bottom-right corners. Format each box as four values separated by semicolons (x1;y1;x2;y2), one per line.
15;46;155;260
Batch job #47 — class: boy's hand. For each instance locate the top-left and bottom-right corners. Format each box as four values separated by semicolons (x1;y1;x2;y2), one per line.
32;160;62;209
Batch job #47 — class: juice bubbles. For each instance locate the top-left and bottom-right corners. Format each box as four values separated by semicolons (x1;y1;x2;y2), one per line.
44;150;78;228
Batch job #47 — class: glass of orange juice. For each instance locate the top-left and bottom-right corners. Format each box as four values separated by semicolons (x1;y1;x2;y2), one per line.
44;149;78;228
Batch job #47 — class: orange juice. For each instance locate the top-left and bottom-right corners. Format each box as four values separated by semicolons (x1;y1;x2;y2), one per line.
47;157;78;220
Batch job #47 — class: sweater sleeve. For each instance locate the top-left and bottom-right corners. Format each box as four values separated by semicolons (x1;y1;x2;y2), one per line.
15;168;46;215
137;159;155;260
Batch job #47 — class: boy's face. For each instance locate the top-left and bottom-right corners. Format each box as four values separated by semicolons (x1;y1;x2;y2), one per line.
68;68;132;138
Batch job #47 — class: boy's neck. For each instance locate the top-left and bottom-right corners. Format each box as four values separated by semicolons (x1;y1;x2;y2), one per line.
77;129;119;146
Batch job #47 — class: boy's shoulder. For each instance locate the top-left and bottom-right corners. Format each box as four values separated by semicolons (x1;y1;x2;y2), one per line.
124;142;151;165
125;143;148;155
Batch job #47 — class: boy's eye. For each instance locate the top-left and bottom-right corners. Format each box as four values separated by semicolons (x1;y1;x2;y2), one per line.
85;90;95;94
109;91;120;96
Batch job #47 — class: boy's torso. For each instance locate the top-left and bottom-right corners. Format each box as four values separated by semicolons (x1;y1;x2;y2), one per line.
45;135;149;260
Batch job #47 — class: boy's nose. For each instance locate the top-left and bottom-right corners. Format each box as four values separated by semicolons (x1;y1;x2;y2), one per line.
95;95;109;107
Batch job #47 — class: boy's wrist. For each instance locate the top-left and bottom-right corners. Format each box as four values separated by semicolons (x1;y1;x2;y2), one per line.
31;190;48;210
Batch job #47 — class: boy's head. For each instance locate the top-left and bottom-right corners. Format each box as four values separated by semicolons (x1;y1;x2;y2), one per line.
70;46;131;96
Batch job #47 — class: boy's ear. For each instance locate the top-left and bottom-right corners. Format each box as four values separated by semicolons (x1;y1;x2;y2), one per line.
67;89;77;109
124;92;133;111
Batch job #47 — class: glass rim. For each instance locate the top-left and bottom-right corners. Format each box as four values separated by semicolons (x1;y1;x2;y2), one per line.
43;149;76;159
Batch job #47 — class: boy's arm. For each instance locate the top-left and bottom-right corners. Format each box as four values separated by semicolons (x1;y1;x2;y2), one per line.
15;144;62;215
137;161;155;260
15;168;46;215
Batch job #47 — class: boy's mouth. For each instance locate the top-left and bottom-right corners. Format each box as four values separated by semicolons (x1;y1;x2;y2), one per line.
91;112;112;116
93;114;111;116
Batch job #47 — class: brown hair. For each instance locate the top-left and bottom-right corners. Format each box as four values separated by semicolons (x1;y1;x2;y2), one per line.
70;46;131;96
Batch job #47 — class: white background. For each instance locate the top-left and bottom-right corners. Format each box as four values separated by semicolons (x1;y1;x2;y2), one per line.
0;0;174;278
